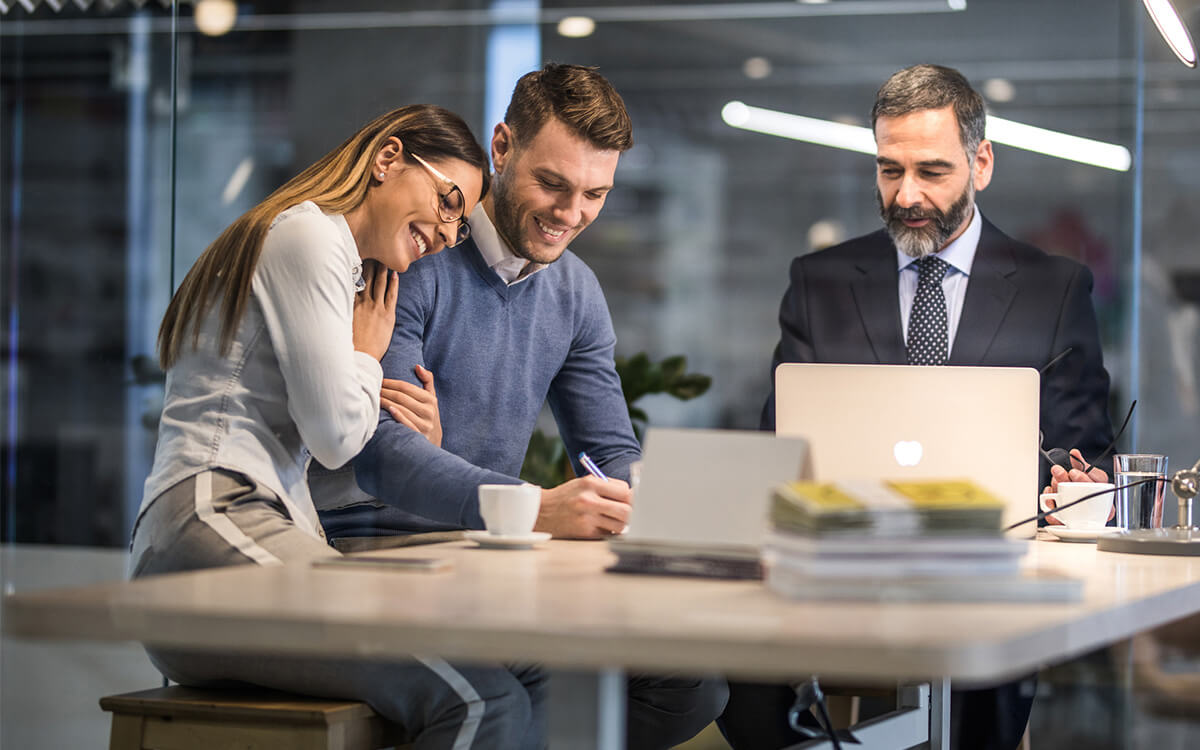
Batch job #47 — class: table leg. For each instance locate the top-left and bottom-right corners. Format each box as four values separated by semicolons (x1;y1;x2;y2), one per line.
925;678;950;750
786;679;951;750
547;668;626;750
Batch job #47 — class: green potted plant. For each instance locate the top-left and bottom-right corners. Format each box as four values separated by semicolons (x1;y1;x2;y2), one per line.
519;353;711;487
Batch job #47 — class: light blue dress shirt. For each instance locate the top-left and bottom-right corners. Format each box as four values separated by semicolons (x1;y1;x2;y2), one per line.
897;204;983;356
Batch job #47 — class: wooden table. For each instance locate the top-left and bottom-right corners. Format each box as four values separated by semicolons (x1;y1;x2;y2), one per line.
7;536;1200;749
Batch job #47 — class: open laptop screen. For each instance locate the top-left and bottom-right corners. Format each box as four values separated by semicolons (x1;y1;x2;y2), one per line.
623;427;809;551
774;363;1040;536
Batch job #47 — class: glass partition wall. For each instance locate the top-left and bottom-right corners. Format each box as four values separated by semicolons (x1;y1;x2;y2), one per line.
2;0;1199;745
8;0;1175;545
2;3;179;545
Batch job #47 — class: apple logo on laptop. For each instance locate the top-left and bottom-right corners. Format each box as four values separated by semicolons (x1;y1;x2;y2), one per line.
893;440;923;467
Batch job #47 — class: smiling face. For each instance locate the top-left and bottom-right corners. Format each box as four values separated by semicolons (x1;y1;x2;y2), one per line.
874;105;993;258
348;138;483;273
486;117;620;265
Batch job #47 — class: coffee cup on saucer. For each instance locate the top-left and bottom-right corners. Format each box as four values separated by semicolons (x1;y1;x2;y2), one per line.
478;483;541;537
1040;481;1116;529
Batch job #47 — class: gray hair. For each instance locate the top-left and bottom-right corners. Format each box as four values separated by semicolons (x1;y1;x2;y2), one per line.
871;64;987;158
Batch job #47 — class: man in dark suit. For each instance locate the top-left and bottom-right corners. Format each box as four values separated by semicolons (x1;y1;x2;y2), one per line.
721;64;1114;750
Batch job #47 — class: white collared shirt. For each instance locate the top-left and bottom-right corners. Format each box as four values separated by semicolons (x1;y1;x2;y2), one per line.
897;204;982;355
470;203;547;285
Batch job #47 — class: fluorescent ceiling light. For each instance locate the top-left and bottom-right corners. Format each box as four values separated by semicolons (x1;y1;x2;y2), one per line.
1142;0;1197;68
722;101;1132;172
722;102;876;154
985;116;1132;172
221;157;255;205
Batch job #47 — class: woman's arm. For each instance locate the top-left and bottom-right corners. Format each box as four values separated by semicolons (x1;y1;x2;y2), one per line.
253;208;388;469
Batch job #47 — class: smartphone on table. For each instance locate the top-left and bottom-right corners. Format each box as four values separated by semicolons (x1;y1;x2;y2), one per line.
313;555;452;573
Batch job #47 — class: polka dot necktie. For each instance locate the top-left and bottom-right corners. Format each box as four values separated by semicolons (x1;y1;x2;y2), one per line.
906;256;950;366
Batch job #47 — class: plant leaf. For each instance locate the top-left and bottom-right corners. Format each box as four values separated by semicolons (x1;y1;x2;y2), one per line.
667;374;712;400
660;355;687;382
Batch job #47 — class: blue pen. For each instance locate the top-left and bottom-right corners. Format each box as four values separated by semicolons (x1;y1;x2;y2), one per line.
578;452;609;481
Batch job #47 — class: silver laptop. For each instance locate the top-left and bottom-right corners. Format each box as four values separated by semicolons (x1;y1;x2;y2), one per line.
774;363;1040;536
608;427;809;578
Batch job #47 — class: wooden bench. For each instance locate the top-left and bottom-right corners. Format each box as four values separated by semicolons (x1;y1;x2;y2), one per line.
99;686;407;750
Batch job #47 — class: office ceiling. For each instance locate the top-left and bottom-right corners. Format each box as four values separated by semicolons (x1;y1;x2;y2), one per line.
4;0;1197;163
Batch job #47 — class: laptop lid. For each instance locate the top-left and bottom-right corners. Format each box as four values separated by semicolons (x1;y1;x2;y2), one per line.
774;363;1040;537
622;427;809;553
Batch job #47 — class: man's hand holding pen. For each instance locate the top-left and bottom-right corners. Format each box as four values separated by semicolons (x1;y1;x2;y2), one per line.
533;453;632;539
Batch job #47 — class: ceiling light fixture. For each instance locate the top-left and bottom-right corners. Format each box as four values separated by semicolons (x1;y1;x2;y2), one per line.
742;56;772;79
985;116;1132;172
1142;0;1197;67
194;0;237;37
982;77;1016;103
221;157;255;205
722;101;1133;172
557;15;595;37
722;101;877;154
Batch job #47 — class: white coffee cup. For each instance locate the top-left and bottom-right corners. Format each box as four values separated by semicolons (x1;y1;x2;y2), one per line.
478;483;541;537
1039;482;1116;528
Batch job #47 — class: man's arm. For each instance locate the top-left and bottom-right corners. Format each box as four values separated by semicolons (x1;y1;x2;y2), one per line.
761;256;815;431
1040;262;1114;474
350;270;515;529
353;418;513;529
538;271;639;538
546;289;640;483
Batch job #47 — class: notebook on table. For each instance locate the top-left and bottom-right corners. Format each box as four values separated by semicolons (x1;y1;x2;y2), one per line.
606;427;809;579
773;363;1041;536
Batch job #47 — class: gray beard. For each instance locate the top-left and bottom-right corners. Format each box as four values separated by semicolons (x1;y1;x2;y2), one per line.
877;185;973;259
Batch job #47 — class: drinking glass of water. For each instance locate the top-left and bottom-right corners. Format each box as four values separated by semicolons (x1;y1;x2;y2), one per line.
1113;454;1168;531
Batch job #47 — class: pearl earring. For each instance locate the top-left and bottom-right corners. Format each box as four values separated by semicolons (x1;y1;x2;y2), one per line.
378;172;385;179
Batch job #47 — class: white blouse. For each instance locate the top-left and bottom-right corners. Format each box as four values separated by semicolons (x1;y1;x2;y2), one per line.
138;201;382;540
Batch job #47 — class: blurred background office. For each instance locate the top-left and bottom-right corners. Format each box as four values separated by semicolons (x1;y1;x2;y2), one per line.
3;1;1199;747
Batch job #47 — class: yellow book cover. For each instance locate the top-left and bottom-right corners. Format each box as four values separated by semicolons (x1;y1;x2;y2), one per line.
884;480;1005;509
771;479;1005;535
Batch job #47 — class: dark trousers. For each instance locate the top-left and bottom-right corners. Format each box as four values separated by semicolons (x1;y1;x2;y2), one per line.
718;677;1034;750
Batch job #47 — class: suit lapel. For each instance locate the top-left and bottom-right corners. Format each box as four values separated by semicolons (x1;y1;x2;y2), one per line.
948;218;1018;365
849;234;907;364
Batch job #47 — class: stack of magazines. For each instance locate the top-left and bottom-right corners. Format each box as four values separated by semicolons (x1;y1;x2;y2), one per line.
763;479;1081;602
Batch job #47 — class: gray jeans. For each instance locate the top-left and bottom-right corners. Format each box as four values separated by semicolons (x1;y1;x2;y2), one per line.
130;469;546;750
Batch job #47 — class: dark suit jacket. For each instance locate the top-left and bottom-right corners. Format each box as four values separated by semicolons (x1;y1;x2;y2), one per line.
761;216;1114;489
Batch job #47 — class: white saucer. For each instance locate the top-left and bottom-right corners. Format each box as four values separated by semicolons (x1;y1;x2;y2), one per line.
1046;526;1121;543
464;530;551;549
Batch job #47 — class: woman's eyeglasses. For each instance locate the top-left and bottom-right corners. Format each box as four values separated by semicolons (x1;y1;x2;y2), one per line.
409;153;471;247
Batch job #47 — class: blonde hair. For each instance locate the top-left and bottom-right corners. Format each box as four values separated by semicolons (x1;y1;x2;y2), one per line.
158;104;488;369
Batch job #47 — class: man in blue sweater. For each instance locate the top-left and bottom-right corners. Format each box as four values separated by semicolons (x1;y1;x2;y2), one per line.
314;64;727;749
316;65;639;540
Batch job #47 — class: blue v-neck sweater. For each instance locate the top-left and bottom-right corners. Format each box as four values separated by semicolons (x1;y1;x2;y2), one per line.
343;240;640;531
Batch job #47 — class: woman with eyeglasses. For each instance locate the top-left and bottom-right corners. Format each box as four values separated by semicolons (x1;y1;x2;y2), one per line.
130;104;545;749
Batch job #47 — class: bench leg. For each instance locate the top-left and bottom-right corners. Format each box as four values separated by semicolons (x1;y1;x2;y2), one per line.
108;713;146;750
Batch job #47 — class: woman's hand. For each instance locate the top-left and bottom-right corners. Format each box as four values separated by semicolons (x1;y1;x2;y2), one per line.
352;260;398;361
381;365;442;447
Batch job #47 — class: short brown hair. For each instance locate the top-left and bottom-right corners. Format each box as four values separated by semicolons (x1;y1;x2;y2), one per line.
504;63;633;152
